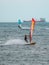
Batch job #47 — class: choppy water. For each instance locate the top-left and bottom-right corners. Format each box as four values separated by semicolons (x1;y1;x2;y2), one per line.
0;22;49;65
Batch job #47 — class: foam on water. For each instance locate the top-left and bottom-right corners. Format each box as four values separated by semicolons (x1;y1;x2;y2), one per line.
4;39;27;45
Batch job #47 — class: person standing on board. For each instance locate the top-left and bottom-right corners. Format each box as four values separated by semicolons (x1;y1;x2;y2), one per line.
24;35;28;43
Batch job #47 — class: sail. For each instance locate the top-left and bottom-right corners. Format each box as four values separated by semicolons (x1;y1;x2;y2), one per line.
30;18;36;42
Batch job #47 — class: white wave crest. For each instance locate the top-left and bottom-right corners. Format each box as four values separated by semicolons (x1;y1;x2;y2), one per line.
4;39;27;45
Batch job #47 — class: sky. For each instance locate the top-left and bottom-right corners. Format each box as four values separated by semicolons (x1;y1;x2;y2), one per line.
0;0;49;22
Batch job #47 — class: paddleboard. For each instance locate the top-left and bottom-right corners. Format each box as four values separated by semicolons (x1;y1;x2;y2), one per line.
25;41;36;45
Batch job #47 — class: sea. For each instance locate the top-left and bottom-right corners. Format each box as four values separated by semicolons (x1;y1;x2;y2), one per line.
0;21;49;65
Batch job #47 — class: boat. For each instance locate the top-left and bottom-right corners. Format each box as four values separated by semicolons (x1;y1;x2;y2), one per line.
37;18;46;22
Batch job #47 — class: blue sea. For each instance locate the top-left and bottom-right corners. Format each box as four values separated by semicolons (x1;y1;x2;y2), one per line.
0;21;49;65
